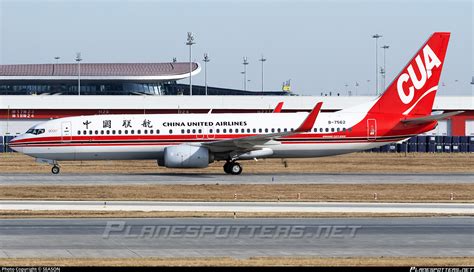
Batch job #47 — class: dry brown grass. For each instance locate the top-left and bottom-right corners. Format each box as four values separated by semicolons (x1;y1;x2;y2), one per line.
0;257;472;266
2;210;469;219
1;184;472;202
1;152;473;174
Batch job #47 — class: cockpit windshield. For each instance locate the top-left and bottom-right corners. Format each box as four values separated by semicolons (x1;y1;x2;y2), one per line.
26;128;45;135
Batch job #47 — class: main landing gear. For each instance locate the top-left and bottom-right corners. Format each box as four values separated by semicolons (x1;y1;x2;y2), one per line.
51;165;60;175
223;161;242;175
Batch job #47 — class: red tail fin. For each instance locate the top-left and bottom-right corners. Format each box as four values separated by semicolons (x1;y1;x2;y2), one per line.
370;32;450;116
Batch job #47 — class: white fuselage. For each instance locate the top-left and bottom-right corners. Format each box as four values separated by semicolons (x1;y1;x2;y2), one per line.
9;100;402;162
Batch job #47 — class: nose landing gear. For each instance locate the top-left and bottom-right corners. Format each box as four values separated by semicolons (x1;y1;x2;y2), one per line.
223;161;242;175
51;165;60;175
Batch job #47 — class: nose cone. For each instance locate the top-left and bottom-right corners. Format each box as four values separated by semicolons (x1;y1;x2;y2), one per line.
8;136;24;153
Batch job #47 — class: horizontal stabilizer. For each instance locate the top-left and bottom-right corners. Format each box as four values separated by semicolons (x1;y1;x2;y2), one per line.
401;111;464;124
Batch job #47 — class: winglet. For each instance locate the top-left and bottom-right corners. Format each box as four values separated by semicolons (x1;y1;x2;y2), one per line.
295;102;323;132
273;102;284;113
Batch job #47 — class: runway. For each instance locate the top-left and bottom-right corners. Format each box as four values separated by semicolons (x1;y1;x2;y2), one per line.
0;217;472;258
1;173;473;185
1;200;472;214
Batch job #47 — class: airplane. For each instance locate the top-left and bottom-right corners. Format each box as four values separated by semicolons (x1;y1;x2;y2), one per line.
9;32;459;175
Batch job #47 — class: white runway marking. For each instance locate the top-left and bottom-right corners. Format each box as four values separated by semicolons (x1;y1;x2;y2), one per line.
1;200;472;214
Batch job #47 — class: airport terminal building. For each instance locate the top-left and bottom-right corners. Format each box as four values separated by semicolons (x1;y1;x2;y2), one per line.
0;62;473;152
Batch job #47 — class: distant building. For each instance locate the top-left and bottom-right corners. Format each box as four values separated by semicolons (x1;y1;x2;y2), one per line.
0;63;288;96
0;63;472;140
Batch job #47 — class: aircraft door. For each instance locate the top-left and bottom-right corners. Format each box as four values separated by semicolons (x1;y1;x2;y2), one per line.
61;121;72;142
367;119;377;141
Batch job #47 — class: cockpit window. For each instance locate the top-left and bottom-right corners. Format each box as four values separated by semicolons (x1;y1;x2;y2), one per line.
26;128;45;135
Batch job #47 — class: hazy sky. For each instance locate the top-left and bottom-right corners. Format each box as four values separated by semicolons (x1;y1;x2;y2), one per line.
0;0;472;96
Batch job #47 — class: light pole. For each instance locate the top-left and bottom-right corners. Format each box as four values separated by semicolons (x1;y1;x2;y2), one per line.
372;34;382;95
186;32;195;96
203;53;210;95
259;55;266;93
381;45;389;91
75;52;82;96
53;56;60;76
242;57;249;91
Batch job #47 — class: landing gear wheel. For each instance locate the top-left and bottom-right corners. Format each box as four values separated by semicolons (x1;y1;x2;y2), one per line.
51;165;60;175
229;162;242;175
223;162;232;174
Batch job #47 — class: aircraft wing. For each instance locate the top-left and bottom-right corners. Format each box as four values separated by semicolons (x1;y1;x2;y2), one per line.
401;111;464;125
202;102;323;152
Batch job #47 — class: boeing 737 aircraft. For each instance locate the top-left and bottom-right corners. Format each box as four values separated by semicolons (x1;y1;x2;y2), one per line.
10;32;458;175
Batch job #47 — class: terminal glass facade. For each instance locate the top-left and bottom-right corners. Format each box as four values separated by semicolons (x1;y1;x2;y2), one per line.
0;81;290;96
0;81;171;95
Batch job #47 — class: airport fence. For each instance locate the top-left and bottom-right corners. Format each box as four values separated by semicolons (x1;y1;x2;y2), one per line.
1;135;474;153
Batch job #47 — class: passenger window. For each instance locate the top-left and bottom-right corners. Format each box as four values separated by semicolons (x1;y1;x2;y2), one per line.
313;128;317;132
290;128;294;132
112;130;116;135
277;128;281;133
124;130;128;135
265;128;268;133
325;128;329;132
223;129;227;133
320;128;323;132
271;128;275;133
144;130;148;134
210;129;213;133
83;130;87;135
192;129;196;134
216;129;220;133
348;127;353;132
169;129;173;134
78;131;81;135
229;129;233;133
100;130;104;135
137;130;141;134
331;128;335;132
253;128;256;133
284;128;287;132
156;129;160;134
343;128;346;132
89;130;93;135
198;129;202;133
118;130;122;134
337;128;340;132
181;129;185;134
106;130;110;135
258;128;262;133
95;130;99;135
131;130;135;134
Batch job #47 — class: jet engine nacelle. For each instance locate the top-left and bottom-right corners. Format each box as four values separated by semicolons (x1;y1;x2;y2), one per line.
163;145;211;168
